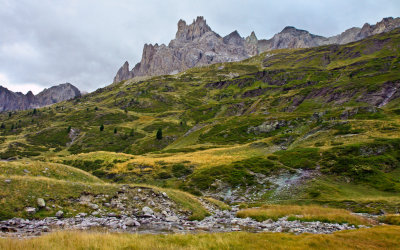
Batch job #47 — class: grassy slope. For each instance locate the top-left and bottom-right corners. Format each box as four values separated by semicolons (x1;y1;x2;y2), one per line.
236;204;373;225
0;28;399;211
0;160;102;183
0;160;209;220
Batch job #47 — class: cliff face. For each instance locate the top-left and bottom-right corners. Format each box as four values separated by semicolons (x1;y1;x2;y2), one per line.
0;83;81;111
114;17;256;82
114;17;255;81
114;17;400;83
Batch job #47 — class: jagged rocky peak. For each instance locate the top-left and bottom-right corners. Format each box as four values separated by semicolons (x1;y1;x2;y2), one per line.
114;61;134;83
264;26;326;50
113;16;254;83
358;17;400;39
246;31;258;44
176;16;212;41
113;16;400;83
0;83;81;111
36;83;81;106
223;30;244;46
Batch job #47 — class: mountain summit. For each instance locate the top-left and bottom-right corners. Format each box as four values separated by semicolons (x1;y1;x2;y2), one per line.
114;16;400;83
114;16;254;83
0;83;81;111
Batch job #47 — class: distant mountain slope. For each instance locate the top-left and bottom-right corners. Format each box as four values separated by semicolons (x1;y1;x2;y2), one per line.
114;17;400;82
0;83;81;111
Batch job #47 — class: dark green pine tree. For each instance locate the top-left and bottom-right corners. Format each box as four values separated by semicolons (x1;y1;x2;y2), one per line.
156;128;162;140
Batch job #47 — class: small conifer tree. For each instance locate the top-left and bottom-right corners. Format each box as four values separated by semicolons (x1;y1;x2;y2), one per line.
156;128;162;140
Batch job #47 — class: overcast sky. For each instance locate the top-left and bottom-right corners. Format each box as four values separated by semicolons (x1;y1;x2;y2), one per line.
0;0;399;94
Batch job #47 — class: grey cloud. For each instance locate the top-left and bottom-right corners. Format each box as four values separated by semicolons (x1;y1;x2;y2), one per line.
0;0;399;93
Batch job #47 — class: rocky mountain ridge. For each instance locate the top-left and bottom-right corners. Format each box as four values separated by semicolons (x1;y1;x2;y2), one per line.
114;16;400;83
0;83;81;111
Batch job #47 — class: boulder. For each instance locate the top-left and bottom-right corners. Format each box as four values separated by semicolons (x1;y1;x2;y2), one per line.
142;206;154;217
165;216;179;222
25;207;36;214
125;218;140;227
55;210;64;218
37;198;46;208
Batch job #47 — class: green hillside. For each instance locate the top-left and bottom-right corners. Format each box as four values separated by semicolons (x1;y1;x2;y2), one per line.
1;28;400;216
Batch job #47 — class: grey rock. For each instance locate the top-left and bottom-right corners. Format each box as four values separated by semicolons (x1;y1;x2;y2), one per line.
165;216;179;222
37;198;46;208
142;206;154;216
25;207;36;214
114;16;251;83
113;61;135;83
0;83;81;112
89;203;99;210
125;218;140;227
55;210;64;218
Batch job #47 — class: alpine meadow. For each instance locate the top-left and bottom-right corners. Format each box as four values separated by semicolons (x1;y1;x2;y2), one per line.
1;2;400;249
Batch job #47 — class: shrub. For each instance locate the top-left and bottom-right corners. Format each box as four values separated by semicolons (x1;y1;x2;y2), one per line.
172;164;193;178
157;172;172;179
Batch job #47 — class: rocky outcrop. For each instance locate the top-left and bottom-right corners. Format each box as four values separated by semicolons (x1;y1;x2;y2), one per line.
114;16;400;83
113;61;134;83
0;83;81;111
257;17;400;51
114;16;258;82
258;26;327;51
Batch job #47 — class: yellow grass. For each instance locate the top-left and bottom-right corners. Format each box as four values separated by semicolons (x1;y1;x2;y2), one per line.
0;160;102;183
237;205;372;225
1;226;399;249
115;144;265;173
379;214;400;225
204;197;231;211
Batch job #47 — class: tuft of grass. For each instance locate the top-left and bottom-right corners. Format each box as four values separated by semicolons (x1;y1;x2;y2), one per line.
379;214;400;225
236;204;372;225
204;197;231;211
164;189;210;220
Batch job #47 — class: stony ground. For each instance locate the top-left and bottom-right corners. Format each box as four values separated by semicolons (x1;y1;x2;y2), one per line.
1;203;367;238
